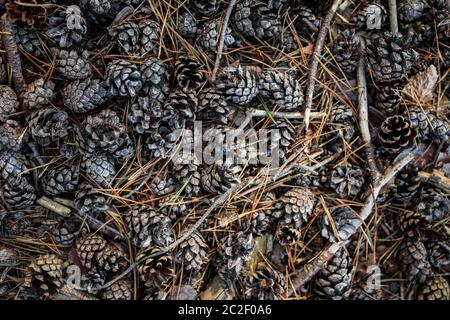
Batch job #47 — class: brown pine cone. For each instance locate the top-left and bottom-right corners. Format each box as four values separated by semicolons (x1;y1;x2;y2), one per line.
23;254;65;298
137;246;173;288
100;278;132;300
275;187;317;228
378;115;415;155
398;237;432;284
418;276;450;300
244;262;285;300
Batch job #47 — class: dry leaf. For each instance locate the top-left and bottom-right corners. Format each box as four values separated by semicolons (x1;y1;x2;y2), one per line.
402;65;438;104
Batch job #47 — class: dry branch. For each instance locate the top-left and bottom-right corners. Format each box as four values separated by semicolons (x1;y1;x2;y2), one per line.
388;0;399;33
211;0;237;82
357;39;381;182
303;0;343;137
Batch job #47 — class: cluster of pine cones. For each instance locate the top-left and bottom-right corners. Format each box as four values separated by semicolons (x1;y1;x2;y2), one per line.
0;0;449;300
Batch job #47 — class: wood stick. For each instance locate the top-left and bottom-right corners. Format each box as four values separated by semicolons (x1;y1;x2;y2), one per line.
251;109;326;120
36;196;72;217
303;0;343;137
211;0;237;82
357;39;381;182
388;0;399;33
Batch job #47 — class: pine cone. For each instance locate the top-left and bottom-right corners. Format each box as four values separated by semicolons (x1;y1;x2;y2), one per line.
244;262;285;300
0;85;19;122
47;5;87;48
80;0;111;16
398;0;426;23
100;278;132;300
105;60;142;97
192;0;221;16
13;26;43;58
398;237;432;284
139;19;161;55
390;164;421;202
397;211;427;231
0;120;25;152
424;0;449;34
216;231;254;280
366;31;419;84
140;56;170;102
128;97;162;134
42;164;79;196
76;233;127;273
378;115;415;155
56;49;92;80
27;109;70;146
82;154;116;188
277;225;301;246
290;5;321;38
375;85;401;116
197;88;234;124
418;275;450;300
110;21;140;55
176;229;209;273
175;54;205;92
326;165;365;199
20;78;56;110
201;162;241;194
74;182;108;216
177;11;197;38
427;240;450;270
414;188;450;223
75;109;134;161
137;246;173;287
125;205;173;249
275;187;317;228
62;78;109;114
150;175;178;196
257;70;303;110
248;191;278;235
0;151;28;180
7;0;47;27
216;65;258;105
406;107;450;144
352;3;387;30
23;254;64;298
198;19;238;52
3;175;36;210
328;104;356;142
321;207;360;243
51;218;80;246
315;248;353;300
266;119;296;164
332;29;360;75
79;271;105;295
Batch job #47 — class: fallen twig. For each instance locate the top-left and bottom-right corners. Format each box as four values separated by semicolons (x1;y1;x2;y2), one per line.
288;152;416;296
303;0;343;140
1;14;26;93
357;39;381;182
36;196;72;217
388;0;399;33
418;170;450;192
211;0;237;82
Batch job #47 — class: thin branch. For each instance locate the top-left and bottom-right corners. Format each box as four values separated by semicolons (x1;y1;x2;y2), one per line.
418;170;450;192
36;196;72;217
1;14;26;93
357;39;381;182
388;0;399;33
303;0;343;136
211;0;237;82
251;109;326;120
288;152;416;296
107;5;134;31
